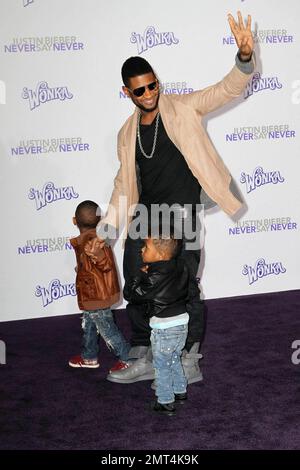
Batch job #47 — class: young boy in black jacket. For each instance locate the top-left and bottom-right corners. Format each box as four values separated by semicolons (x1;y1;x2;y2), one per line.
124;231;189;416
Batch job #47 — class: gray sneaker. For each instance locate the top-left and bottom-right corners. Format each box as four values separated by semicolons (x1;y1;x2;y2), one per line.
107;355;155;383
181;344;203;384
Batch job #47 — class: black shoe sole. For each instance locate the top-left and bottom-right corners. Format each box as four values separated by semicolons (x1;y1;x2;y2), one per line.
151;402;176;416
152;408;176;416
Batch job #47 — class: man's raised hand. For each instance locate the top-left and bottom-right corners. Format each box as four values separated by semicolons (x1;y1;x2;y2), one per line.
227;11;253;60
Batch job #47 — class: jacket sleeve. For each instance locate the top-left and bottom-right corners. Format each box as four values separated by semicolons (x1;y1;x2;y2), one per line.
97;130;126;234
93;248;113;272
124;272;161;304
175;53;255;115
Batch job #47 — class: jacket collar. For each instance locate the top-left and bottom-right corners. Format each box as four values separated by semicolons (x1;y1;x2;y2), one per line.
147;258;179;274
124;94;183;153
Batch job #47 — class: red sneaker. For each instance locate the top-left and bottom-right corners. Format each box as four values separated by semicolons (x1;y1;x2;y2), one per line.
68;355;99;369
109;360;130;373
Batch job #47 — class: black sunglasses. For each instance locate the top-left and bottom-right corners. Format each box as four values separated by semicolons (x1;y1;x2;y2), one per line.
128;80;158;97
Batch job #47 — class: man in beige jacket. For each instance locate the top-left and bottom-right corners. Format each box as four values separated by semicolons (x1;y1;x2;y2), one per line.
93;12;255;384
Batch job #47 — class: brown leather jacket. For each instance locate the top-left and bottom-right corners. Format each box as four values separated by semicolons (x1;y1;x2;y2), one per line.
70;229;120;311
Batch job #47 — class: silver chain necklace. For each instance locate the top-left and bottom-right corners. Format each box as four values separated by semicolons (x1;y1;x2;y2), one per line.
137;111;160;159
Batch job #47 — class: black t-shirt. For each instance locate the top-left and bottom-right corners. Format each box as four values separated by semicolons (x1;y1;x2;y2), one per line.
136;114;201;208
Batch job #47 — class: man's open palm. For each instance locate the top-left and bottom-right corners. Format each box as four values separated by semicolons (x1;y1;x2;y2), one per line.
228;11;253;59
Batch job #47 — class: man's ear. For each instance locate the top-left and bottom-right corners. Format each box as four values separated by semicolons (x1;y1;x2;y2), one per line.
122;85;130;97
72;217;77;226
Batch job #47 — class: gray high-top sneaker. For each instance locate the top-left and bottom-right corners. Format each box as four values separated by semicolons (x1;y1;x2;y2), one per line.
107;346;155;384
181;342;203;384
127;345;149;360
151;342;203;390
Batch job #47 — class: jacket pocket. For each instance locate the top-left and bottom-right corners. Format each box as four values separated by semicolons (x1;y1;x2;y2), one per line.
77;271;106;303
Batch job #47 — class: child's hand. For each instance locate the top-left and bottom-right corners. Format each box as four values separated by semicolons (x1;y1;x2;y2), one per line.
88;254;98;265
85;237;105;263
140;265;149;273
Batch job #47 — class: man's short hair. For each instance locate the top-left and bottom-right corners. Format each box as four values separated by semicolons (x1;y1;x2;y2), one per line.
121;56;154;87
75;200;101;230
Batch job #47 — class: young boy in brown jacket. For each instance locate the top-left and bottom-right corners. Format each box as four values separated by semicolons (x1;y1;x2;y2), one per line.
68;200;130;369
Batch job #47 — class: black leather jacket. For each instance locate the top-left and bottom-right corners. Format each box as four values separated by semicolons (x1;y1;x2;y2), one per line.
124;258;189;318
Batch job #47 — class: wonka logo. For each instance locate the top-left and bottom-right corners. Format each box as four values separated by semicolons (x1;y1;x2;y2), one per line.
242;259;286;285
22;81;73;110
131;26;179;54
28;182;79;210
244;72;282;99
240;167;284;194
35;279;76;307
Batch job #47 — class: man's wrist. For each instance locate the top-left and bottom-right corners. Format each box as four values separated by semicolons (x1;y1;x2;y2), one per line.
235;51;255;75
238;50;252;63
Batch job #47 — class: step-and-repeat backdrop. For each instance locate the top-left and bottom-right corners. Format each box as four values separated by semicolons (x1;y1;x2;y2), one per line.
0;0;299;321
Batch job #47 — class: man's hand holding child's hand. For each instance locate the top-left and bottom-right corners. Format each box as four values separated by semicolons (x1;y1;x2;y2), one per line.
84;237;105;264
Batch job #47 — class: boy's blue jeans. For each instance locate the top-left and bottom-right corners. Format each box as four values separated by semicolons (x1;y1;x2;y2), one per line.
81;309;130;361
151;324;188;405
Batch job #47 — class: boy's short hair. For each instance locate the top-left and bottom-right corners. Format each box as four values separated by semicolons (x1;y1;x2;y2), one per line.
75;200;101;230
152;237;180;259
149;223;182;259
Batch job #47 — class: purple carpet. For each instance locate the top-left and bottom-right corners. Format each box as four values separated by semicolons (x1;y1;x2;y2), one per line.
1;289;300;450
